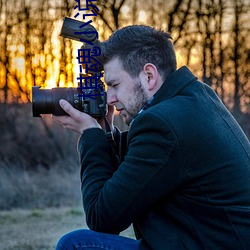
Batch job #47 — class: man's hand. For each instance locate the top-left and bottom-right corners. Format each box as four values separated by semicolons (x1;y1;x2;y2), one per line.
52;99;101;134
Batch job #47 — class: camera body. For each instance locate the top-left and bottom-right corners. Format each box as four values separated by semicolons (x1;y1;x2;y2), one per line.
32;17;106;118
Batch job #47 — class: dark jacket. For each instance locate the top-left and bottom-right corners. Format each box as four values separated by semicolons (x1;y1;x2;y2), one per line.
78;66;250;249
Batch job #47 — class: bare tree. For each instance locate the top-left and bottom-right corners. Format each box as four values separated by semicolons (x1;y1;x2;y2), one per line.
89;0;127;33
0;0;9;102
59;0;75;87
0;0;249;115
230;0;249;116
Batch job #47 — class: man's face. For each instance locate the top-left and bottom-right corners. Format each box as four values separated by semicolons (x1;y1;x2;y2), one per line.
104;57;150;125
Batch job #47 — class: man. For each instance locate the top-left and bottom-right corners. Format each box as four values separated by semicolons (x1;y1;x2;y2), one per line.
53;25;250;249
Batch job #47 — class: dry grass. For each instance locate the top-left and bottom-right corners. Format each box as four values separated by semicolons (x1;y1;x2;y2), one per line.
0;207;135;250
0;162;83;210
0;103;133;249
0;207;82;250
0;103;128;210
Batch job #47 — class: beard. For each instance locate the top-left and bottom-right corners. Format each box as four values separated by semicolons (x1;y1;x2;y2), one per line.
122;80;150;125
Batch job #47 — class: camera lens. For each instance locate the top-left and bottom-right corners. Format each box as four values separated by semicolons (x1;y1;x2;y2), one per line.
32;86;78;117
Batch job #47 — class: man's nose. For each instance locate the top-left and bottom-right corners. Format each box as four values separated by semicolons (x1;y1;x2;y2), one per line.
107;89;117;105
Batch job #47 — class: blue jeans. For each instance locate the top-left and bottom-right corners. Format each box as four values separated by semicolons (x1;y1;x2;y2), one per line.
56;229;140;249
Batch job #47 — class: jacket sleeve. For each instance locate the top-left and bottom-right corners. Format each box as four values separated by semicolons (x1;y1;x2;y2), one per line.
78;111;186;234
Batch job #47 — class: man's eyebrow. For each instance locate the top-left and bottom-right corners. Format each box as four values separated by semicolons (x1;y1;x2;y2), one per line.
105;79;118;87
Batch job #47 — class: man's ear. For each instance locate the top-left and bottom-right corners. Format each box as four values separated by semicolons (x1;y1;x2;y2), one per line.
142;63;160;91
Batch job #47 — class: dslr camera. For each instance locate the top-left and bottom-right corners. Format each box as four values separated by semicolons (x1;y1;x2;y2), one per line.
32;17;107;118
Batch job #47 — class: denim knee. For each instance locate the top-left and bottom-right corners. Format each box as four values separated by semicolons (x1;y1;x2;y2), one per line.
55;229;140;250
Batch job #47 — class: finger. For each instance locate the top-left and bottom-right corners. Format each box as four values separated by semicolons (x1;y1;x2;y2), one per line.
52;115;81;132
108;104;115;114
106;104;115;123
51;114;66;124
52;115;71;126
59;99;86;122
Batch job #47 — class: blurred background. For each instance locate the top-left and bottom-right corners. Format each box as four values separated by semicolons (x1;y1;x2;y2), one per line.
0;0;249;210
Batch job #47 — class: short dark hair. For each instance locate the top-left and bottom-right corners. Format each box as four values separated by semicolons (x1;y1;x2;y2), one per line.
99;25;177;80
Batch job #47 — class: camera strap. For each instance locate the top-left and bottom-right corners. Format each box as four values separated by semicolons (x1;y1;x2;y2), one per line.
96;95;116;146
96;96;122;167
104;116;115;143
101;107;119;165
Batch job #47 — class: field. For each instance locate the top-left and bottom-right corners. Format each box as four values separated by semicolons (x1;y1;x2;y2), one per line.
0;103;132;249
0;206;134;250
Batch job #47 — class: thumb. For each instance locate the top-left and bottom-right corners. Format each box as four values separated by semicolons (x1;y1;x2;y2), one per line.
59;99;72;114
59;99;87;121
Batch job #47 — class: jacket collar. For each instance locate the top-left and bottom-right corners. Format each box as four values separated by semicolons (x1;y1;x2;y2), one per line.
150;66;197;108
129;66;197;126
